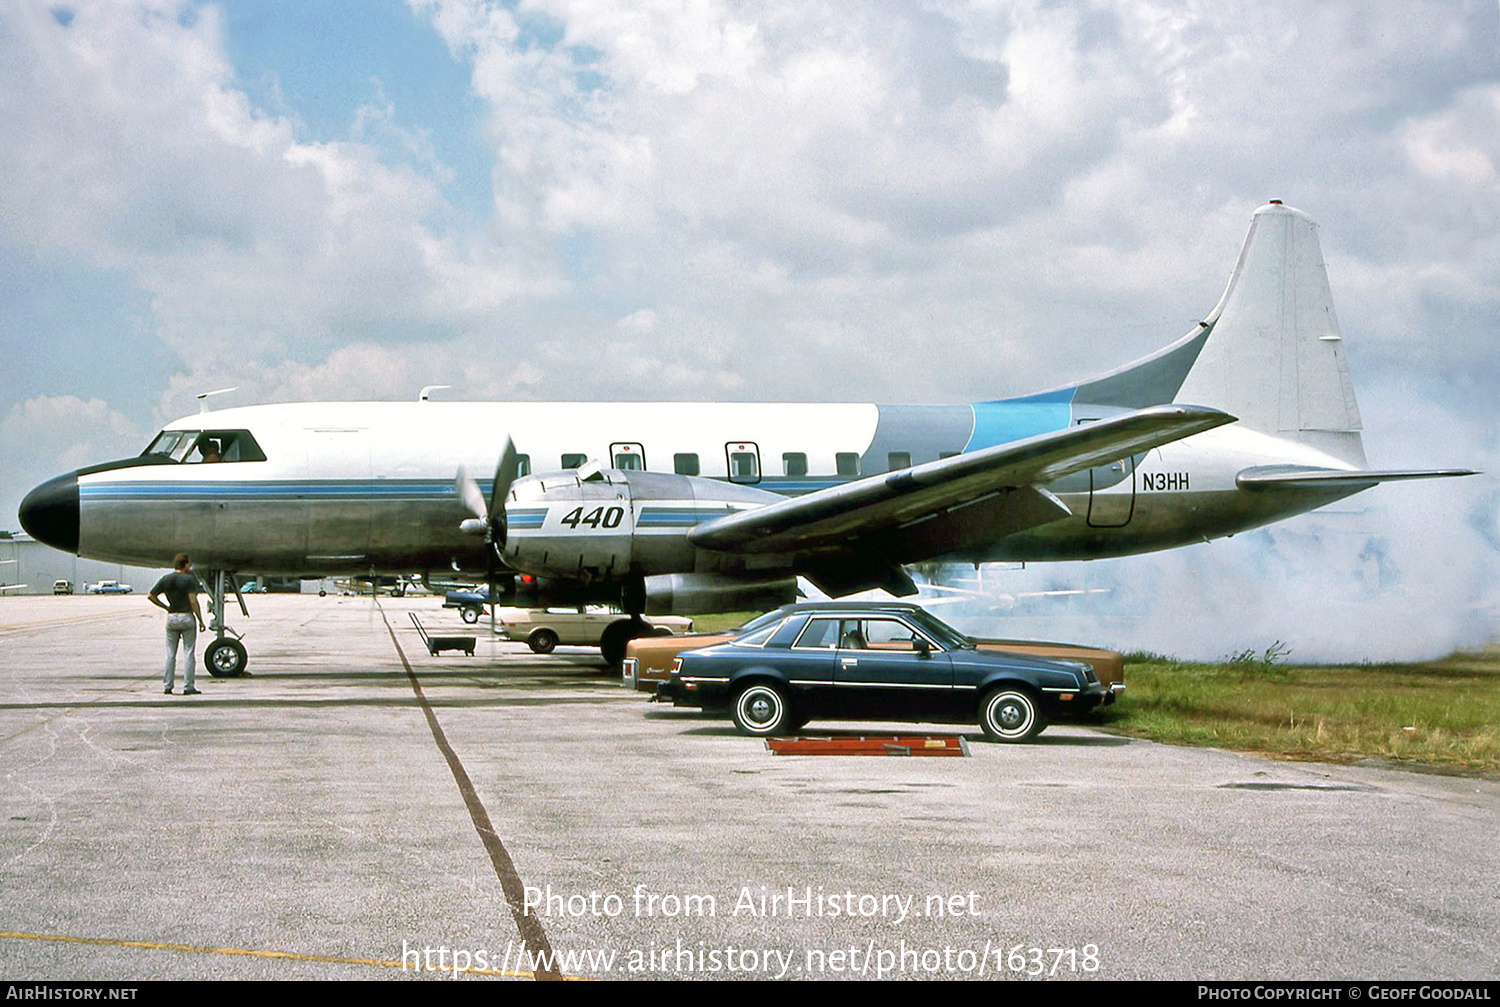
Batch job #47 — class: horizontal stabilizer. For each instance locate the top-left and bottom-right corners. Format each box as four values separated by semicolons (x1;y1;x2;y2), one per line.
690;404;1234;555
1237;465;1478;491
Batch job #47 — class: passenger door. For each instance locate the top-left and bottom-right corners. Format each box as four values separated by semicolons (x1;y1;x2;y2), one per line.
725;442;761;484
833;617;952;718
610;442;646;470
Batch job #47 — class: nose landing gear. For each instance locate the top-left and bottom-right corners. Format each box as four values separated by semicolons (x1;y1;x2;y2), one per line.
203;570;250;677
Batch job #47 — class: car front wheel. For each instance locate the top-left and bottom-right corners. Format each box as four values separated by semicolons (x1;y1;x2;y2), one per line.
732;683;791;737
980;687;1045;742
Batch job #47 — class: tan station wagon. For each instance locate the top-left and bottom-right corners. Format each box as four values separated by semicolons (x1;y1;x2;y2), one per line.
499;606;694;654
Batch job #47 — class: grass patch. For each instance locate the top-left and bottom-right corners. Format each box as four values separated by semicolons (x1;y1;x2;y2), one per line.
686;611;760;634
1097;646;1500;774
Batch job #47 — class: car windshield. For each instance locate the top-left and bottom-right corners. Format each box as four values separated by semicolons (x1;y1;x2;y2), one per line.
904;609;976;650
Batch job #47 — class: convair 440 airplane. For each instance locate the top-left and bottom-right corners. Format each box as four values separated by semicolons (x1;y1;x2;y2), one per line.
19;203;1472;673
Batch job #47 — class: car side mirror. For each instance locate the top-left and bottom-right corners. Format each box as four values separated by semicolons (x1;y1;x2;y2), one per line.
914;637;931;658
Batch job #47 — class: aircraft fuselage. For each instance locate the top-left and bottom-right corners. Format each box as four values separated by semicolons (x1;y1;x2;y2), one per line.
47;399;1362;577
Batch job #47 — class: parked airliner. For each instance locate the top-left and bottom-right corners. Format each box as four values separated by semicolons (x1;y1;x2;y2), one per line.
18;202;1471;673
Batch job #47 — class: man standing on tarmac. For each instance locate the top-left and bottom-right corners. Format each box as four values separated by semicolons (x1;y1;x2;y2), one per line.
149;553;207;696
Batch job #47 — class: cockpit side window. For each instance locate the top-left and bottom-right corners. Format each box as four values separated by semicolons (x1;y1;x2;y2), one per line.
142;429;267;464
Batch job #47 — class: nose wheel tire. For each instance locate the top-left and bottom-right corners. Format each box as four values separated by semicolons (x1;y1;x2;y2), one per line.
732;683;792;737
205;638;249;678
980;687;1045;742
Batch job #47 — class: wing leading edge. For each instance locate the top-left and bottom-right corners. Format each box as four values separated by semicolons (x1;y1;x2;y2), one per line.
689;404;1236;559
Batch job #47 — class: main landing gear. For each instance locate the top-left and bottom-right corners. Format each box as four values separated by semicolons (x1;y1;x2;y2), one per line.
599;616;652;669
203;570;250;677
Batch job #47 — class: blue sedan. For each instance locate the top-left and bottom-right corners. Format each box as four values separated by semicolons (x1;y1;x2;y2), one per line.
655;604;1109;742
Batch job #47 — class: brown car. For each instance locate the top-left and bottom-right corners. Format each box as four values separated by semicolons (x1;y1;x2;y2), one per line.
623;602;1123;696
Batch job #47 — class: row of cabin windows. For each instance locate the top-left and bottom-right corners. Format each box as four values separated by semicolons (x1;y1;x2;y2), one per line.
513;449;957;481
140;432;950;477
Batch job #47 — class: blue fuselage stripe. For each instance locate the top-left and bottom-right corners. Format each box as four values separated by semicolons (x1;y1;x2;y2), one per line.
637;509;732;527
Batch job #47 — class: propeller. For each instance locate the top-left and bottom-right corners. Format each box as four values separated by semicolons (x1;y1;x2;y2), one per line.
457;438;520;638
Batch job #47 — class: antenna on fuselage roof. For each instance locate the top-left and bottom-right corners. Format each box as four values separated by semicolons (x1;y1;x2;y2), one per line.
196;388;239;413
419;385;450;402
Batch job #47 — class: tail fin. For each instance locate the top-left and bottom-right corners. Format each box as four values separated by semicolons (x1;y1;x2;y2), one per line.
1174;202;1366;465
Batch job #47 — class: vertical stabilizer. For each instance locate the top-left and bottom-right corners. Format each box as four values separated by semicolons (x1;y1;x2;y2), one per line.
1174;203;1365;465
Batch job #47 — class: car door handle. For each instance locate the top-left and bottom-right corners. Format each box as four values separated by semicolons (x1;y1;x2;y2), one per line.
840;657;858;666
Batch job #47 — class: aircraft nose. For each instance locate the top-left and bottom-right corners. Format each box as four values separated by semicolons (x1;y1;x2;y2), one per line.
19;472;80;554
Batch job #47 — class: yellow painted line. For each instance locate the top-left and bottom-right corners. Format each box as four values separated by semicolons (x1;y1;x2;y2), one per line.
0;930;590;980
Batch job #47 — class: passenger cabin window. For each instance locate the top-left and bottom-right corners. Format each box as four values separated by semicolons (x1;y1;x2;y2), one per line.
613;452;642;470
887;451;911;472
515;454;531;477
143;429;266;463
836;452;860;477
673;453;700;476
561;453;586;469
782;452;807;477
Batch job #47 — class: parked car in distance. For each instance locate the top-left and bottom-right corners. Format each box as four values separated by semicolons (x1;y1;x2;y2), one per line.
86;580;133;595
443;584;497;624
624;601;1124;695
499;607;693;654
654;602;1112;742
53;579;73;595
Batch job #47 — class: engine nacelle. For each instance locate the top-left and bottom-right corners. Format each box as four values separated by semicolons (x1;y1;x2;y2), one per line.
501;467;786;585
641;573;797;616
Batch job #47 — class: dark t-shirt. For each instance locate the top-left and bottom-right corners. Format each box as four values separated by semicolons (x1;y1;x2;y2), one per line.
151;572;202;614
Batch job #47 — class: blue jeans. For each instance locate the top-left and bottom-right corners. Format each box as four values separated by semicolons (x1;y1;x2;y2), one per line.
164;613;197;691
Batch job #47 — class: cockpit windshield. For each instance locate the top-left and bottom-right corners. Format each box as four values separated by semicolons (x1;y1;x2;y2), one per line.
143;431;195;461
141;429;267;463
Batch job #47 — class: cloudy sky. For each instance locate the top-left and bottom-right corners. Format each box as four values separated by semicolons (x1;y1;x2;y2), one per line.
1;0;1496;657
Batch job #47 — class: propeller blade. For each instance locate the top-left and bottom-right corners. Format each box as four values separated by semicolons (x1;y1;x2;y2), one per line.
455;466;487;522
489;438;519;524
487;441;519;640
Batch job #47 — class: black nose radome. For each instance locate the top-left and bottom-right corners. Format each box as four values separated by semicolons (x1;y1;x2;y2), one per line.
19;472;80;554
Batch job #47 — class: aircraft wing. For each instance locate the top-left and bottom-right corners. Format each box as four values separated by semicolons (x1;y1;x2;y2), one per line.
688;404;1235;562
